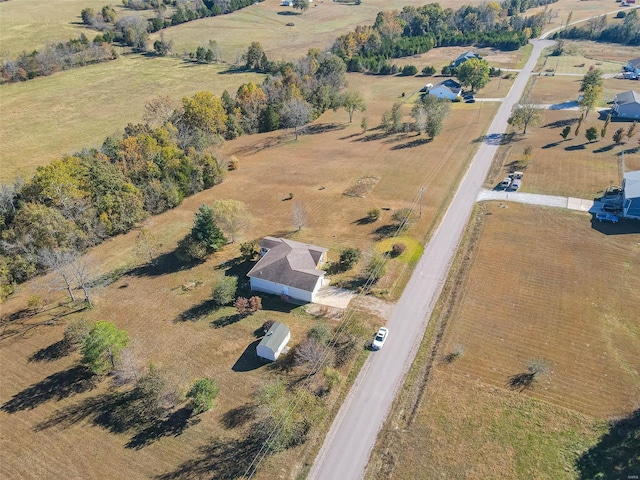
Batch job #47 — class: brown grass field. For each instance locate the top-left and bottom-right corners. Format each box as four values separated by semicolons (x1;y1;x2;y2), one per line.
367;202;640;479
0;70;498;479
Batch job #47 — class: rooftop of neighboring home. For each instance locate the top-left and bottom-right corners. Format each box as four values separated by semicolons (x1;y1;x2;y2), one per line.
454;51;481;66
432;79;462;95
627;58;640;70
613;90;640;106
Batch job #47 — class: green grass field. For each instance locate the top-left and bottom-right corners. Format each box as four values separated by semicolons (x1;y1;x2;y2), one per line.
0;54;264;182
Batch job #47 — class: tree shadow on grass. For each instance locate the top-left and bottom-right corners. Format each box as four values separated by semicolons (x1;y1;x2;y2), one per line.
126;407;197;450
211;313;244;329
542;141;562;149
28;340;71;363
593;143;616;153
372;224;399;240
390;137;431;150
506;372;536;392
351;131;389;142
175;299;218;322
543;117;578;128
157;433;265;480
576;408;640;479
305;123;345;135
232;340;266;372
565;144;586;151
222;404;258;429
132;251;200;278
1;365;96;413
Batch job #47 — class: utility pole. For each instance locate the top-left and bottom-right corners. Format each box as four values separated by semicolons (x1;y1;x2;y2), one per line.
419;187;424;217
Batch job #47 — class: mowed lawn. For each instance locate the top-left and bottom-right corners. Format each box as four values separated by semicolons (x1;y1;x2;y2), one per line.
0;70;498;479
367;202;640;479
0;55;265;183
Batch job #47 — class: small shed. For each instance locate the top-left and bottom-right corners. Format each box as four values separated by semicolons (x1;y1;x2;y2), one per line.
257;322;291;361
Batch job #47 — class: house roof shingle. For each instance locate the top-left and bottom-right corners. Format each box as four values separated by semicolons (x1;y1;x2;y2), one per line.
628;58;640;70
614;90;640;106
432;79;462;95
248;237;327;292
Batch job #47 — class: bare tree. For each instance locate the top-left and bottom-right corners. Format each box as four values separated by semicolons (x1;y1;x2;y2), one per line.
38;248;79;302
507;358;549;391
143;95;179;128
291;201;308;231
70;255;95;308
281;98;313;140
210;199;251;243
294;338;328;373
134;228;161;265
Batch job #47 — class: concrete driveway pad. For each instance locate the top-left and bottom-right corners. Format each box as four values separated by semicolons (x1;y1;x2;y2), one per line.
313;286;355;309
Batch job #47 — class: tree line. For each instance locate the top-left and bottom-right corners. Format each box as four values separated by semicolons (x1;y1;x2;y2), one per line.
0;49;361;300
331;2;554;73
557;9;640;46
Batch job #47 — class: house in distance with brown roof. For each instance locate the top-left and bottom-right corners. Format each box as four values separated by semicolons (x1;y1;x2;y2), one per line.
247;237;328;303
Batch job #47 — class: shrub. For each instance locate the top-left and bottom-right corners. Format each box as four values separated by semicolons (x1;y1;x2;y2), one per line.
63;319;91;350
339;247;361;270
323;367;342;392
367;208;381;222
307;323;331;344
391;243;406;257
228;156;239;170
401;65;418;76
211;276;238;306
261;320;275;334
391;207;415;226
616;11;626;18
187;378;220;413
239;241;257;260
364;254;386;282
422;65;436;75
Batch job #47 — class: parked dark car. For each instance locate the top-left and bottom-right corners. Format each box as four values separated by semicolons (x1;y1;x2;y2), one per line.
596;213;619;223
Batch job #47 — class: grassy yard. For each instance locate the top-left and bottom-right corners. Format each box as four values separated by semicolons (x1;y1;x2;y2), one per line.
366;202;640;479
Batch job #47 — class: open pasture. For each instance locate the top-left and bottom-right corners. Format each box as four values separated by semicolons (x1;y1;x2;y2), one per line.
0;54;264;183
0;69;498;479
366;201;640;479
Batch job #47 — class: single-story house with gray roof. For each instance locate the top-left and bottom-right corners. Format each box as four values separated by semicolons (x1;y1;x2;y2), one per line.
257;322;290;361
427;79;462;100
624;58;640;77
453;51;482;68
623;170;640;219
247;236;328;303
612;91;640;119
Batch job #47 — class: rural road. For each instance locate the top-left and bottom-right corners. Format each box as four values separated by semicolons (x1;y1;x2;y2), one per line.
308;38;554;480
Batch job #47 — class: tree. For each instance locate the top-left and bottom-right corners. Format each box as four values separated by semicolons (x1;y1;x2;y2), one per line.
244;42;268;72
575;113;584;137
613;127;625;145
292;0;310;14
134;228;160;265
579;84;602;118
361;115;368;133
234;296;251;316
601;113;611;139
413;95;451;139
181;91;227;137
561;125;571;140
70;255;94;307
239;241;258;261
339;247;361;270
627;121;638;141
338;91;366;123
38;248;79;302
294;338;327;372
456;58;490;92
381;102;403;134
212;275;238;306
580;66;603;93
508;99;543;134
82;321;130;374
585;126;599;143
281;98;313;140
143;96;178;128
187;378;220;414
210;199;250;243
291;201;308;231
364;253;386;282
191;204;227;254
63;319;90;351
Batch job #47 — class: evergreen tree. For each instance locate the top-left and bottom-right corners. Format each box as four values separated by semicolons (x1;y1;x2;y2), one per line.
191;204;227;253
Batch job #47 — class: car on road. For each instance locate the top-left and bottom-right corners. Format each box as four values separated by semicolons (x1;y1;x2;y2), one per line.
371;327;389;350
595;212;619;223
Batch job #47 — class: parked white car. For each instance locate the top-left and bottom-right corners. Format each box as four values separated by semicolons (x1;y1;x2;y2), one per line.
372;327;389;350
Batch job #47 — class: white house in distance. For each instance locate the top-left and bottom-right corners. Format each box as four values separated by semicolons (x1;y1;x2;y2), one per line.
256;322;291;361
623;170;640;219
453;50;482;68
247;236;328;303
427;79;462;100
612;91;640;119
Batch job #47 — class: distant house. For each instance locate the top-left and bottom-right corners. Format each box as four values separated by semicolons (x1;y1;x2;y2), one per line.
612;91;640;119
257;322;290;361
624;58;640;77
247;237;328;303
453;51;482;68
623;170;640;219
427;79;462;100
